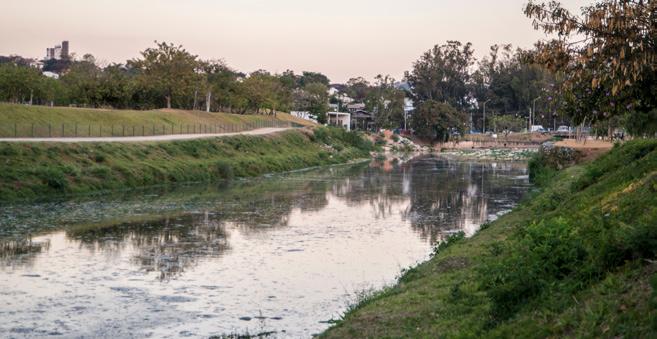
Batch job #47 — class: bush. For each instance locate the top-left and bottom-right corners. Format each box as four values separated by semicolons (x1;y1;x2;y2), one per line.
37;167;68;190
215;160;234;180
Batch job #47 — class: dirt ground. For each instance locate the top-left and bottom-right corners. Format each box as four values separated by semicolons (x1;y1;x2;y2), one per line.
555;139;614;161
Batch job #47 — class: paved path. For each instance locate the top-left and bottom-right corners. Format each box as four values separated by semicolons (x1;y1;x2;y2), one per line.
0;127;293;143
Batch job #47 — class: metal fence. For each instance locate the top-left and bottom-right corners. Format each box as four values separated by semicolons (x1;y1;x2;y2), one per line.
0;120;302;138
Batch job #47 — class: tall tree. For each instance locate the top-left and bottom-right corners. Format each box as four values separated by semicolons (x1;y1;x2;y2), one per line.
412;100;467;141
130;42;199;109
406;41;475;110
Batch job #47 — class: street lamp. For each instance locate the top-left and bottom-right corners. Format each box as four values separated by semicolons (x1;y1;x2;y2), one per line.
531;96;541;127
482;99;491;133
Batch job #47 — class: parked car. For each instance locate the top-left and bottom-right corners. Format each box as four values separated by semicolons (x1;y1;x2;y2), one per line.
530;125;548;133
555;125;571;137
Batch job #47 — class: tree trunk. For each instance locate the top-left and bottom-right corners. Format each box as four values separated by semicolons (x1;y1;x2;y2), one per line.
206;91;212;113
165;96;171;109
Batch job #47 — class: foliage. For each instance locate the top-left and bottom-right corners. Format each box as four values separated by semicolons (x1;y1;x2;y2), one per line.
406;41;475;110
525;0;657;135
130;41;200;109
412;100;467;141
0;127;371;200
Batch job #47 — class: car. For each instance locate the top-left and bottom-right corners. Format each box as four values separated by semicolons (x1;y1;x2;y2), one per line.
556;126;570;133
530;125;548;133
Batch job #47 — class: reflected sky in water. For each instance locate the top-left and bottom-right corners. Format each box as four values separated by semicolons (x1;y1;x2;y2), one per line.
0;156;530;338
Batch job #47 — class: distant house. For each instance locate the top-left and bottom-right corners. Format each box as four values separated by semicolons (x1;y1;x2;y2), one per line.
346;103;366;113
327;112;351;131
351;110;374;131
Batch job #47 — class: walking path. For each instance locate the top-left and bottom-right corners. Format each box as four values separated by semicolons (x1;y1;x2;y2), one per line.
0;127;293;143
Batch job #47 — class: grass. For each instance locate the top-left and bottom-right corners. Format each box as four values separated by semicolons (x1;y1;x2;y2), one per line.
0;127;373;201
0;103;314;137
321;139;657;338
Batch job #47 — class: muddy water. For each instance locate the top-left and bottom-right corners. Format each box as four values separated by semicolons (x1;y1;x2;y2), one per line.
0;156;530;338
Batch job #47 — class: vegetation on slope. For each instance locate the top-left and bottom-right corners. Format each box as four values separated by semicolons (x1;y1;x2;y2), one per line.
322;139;657;338
0;103;314;137
0;127;372;201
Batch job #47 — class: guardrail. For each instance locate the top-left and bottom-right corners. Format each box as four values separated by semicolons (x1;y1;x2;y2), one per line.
0;120;301;138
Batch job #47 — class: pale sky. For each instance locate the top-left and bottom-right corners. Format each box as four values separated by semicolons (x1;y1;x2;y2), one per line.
1;0;591;83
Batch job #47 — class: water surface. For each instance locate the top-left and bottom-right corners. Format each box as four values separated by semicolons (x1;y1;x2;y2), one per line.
0;156;530;338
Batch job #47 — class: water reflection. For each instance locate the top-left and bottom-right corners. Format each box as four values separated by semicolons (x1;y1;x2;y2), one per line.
0;156;530;338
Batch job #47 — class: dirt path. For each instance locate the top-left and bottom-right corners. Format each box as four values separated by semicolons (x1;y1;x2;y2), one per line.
0;127;293;143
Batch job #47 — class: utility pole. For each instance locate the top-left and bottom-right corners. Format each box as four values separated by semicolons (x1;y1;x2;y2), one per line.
532;97;541;127
482;100;491;133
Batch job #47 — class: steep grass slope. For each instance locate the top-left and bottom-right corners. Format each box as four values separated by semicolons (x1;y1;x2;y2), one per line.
0;103;314;137
0;127;373;201
323;139;657;338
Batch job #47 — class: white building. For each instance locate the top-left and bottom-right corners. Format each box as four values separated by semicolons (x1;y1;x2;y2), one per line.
327;112;351;131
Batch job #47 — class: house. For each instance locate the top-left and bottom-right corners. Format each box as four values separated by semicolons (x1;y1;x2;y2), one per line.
346;103;366;113
327;112;351;131
351;110;374;131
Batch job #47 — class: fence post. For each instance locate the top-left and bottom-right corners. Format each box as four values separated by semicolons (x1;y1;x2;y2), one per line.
88;124;91;137
100;125;102;137
162;125;165;135
14;123;17;138
142;125;145;136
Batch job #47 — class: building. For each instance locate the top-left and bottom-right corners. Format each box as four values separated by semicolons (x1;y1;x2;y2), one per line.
346;103;366;113
45;40;70;60
327;112;351;131
351;110;374;131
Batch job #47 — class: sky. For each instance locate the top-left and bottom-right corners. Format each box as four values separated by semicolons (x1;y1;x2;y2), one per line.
1;0;591;83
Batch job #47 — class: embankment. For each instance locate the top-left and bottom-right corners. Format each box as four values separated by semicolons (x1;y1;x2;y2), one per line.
0;127;373;201
0;103;314;137
322;139;657;338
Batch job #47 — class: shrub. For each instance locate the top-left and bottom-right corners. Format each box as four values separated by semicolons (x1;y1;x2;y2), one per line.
37;167;68;190
215;160;234;180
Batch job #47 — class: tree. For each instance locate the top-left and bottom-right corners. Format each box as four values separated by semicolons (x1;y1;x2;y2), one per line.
406;41;475;110
412;100;467;142
491;115;526;141
60;56;101;107
130;42;199;109
0;63;44;104
525;0;657;135
345;77;371;102
298;71;330;87
366;75;405;129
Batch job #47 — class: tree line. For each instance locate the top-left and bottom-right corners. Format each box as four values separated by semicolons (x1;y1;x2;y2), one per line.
1;0;654;140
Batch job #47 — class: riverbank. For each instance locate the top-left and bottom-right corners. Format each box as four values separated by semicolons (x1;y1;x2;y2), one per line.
0;127;374;201
322;139;657;338
0;103;314;138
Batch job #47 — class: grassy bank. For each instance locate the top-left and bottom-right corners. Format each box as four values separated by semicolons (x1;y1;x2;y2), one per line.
0;127;373;201
0;103;314;137
323;139;657;338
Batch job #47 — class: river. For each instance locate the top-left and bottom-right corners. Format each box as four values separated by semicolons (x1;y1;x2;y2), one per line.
0;155;530;338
